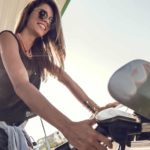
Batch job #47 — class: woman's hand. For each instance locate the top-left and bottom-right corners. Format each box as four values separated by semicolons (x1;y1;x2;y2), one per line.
103;102;119;109
63;119;112;150
89;101;119;118
97;102;119;112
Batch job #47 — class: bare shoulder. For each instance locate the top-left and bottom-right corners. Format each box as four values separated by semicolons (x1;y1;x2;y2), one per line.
0;30;16;40
0;31;18;52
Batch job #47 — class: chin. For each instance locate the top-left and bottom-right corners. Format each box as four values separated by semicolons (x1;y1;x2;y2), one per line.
34;30;45;38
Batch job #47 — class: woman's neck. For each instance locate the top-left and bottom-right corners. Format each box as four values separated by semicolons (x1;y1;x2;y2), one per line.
16;30;38;58
19;30;36;50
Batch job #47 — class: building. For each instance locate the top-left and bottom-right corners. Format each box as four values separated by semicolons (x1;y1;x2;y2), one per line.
37;131;67;150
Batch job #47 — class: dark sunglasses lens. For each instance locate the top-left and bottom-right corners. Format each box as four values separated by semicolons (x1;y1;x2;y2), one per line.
39;10;47;19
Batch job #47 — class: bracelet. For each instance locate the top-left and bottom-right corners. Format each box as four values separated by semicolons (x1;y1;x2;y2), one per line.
83;100;97;113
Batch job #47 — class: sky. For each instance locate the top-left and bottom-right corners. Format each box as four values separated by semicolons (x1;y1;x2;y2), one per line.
25;0;150;142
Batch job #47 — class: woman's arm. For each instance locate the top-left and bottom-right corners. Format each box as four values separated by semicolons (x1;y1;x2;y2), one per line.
0;32;112;150
55;67;103;113
0;31;72;134
55;63;119;114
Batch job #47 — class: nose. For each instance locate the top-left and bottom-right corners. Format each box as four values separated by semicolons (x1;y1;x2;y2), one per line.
41;18;50;28
44;18;53;28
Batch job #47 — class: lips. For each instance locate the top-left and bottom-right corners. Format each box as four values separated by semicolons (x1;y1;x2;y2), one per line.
37;23;46;31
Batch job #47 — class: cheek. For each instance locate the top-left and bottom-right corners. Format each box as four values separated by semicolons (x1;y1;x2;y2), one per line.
26;20;31;27
27;14;37;27
26;17;33;26
27;18;36;30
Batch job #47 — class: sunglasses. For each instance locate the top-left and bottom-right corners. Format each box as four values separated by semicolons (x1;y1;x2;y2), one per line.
35;9;54;26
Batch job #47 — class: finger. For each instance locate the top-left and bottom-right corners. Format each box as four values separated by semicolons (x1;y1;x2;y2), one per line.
106;102;119;108
82;144;107;150
87;120;112;148
93;141;107;150
97;133;112;149
87;118;97;126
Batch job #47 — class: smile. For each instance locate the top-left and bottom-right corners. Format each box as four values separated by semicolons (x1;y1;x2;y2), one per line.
38;23;46;30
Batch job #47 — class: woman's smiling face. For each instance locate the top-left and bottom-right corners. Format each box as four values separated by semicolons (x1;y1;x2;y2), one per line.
26;3;54;37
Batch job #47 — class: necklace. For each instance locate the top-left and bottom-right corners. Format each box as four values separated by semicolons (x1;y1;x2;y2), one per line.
16;33;32;58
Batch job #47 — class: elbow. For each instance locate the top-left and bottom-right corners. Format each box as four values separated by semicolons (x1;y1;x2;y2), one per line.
13;81;29;97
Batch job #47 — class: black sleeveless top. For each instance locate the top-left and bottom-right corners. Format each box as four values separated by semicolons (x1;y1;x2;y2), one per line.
0;30;41;125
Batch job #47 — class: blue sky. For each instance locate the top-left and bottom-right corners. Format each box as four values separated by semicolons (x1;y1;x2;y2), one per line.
25;0;150;141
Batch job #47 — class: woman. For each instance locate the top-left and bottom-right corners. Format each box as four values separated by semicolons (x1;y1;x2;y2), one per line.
0;0;114;149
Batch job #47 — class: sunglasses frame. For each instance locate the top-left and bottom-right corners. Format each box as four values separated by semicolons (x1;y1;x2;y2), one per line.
34;8;54;27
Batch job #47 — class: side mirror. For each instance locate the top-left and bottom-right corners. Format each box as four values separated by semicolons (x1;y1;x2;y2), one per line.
108;59;150;119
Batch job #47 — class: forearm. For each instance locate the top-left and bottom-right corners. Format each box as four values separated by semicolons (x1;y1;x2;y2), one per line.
14;82;72;134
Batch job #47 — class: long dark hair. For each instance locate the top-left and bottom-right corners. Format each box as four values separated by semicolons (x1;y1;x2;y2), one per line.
15;0;66;80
